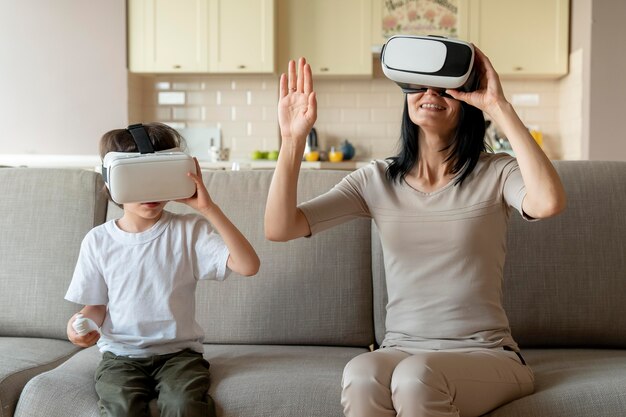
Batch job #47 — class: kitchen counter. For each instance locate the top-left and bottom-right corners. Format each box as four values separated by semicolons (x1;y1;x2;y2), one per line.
206;160;370;171
0;154;371;171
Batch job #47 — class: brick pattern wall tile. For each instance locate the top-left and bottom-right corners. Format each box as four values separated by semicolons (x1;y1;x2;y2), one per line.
131;70;566;161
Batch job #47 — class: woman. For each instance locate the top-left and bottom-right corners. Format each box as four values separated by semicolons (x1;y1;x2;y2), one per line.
265;48;566;417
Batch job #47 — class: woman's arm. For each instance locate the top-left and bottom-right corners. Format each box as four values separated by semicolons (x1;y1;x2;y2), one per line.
265;57;318;241
66;304;106;348
448;47;566;219
179;158;260;277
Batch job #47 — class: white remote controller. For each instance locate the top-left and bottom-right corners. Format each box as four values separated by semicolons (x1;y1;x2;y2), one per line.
72;314;99;336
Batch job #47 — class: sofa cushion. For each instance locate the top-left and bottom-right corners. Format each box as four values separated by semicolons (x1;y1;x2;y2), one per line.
485;349;626;416
15;344;368;417
205;344;367;417
0;338;78;417
0;168;108;340
107;170;374;347
504;161;626;348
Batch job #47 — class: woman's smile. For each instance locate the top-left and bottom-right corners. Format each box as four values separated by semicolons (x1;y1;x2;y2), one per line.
420;102;447;111
407;90;460;133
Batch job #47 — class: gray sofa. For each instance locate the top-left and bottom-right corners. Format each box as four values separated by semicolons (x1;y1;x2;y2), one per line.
1;161;625;417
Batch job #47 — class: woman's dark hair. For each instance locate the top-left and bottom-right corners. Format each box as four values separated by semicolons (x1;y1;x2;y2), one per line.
99;122;186;159
99;122;187;205
386;98;487;186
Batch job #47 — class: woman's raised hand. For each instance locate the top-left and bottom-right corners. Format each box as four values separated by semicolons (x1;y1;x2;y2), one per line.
278;57;317;144
446;46;507;117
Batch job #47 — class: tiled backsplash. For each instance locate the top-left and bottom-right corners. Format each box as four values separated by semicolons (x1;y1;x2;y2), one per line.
129;74;280;160
130;60;578;161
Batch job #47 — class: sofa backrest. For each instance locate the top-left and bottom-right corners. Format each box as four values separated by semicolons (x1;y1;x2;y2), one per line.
504;161;626;348
0;168;108;340
106;169;374;347
373;161;626;348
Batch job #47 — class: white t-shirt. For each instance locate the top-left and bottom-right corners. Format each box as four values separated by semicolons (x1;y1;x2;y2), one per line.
299;153;532;351
65;210;230;357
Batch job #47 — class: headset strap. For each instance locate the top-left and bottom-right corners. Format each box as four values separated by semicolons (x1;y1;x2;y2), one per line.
127;123;155;154
101;165;108;184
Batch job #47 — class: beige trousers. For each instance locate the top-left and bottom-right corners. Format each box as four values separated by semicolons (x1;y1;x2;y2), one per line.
341;347;534;417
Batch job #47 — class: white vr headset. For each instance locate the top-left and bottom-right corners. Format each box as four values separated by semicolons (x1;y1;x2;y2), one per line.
380;35;478;94
102;124;197;204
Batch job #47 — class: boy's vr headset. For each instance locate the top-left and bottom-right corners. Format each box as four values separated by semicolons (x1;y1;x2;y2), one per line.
380;35;478;94
102;124;196;204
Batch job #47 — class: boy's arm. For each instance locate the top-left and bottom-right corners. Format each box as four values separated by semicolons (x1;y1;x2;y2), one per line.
67;304;106;348
178;158;260;277
201;204;260;277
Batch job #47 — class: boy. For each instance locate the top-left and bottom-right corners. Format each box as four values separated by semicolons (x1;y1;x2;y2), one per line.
65;123;260;417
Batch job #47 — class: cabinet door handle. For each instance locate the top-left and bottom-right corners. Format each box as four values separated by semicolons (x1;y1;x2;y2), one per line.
173;65;181;69
320;67;329;72
238;65;246;69
513;66;523;71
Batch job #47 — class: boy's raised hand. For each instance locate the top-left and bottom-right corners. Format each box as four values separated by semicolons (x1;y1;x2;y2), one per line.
178;158;215;214
278;57;317;144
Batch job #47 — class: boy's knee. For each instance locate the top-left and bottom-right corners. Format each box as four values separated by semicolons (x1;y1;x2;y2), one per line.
158;390;216;417
158;394;187;414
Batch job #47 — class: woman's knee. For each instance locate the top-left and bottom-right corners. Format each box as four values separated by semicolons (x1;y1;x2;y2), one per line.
342;350;404;390
343;353;375;388
390;353;450;400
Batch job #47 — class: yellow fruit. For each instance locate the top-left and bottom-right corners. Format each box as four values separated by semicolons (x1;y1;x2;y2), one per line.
328;150;343;162
304;151;320;161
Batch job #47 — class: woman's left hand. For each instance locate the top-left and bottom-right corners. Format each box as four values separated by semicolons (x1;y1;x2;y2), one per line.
177;157;215;214
449;46;567;219
445;46;507;117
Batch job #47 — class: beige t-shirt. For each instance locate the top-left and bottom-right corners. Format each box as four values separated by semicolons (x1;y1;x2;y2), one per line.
299;152;530;351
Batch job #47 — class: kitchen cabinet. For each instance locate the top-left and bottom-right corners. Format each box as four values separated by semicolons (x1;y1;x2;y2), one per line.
371;0;470;46
277;0;372;76
128;0;209;73
128;0;275;73
467;0;569;77
208;0;275;73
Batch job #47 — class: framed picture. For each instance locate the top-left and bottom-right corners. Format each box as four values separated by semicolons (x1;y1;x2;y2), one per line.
377;0;466;41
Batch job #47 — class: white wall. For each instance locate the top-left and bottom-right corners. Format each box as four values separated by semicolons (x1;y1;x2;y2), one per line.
586;0;626;161
0;0;127;155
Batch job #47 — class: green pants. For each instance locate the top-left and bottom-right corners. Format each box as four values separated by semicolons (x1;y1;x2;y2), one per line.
94;349;216;417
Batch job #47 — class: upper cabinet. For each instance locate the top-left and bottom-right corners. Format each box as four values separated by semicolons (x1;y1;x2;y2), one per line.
128;0;568;78
370;0;568;78
128;0;275;73
277;0;372;76
371;0;469;46
128;0;209;73
208;0;275;73
467;0;569;77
